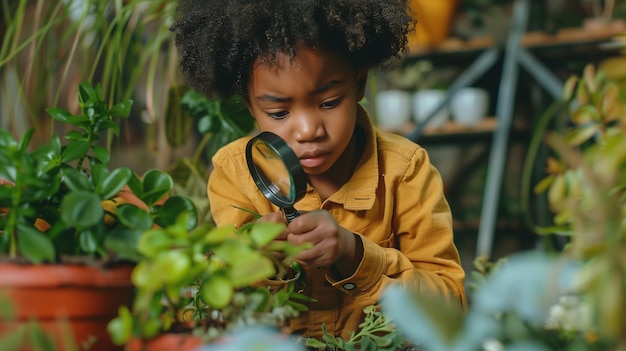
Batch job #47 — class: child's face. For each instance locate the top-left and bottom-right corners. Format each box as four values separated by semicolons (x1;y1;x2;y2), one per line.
246;44;366;177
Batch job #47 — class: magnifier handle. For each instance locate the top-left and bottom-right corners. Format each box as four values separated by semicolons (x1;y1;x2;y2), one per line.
282;207;300;223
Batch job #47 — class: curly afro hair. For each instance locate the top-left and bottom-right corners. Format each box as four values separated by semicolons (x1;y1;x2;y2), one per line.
170;0;415;100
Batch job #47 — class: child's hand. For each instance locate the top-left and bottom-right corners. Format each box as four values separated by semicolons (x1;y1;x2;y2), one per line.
286;210;358;271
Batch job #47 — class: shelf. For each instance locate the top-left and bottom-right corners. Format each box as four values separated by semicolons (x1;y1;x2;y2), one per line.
383;118;504;145
406;25;625;62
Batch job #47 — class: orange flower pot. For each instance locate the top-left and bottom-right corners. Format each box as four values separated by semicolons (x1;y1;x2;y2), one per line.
408;0;459;48
125;333;204;351
0;263;134;351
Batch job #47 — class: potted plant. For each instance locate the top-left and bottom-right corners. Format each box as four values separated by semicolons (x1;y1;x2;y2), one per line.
380;61;626;350
109;213;314;350
0;81;198;351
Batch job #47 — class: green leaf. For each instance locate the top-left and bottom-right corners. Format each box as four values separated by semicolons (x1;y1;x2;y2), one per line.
78;81;97;106
104;227;143;262
90;163;108;191
153;195;197;229
116;204;152;231
100;167;132;199
78;227;100;254
64;130;85;141
109;99;133;117
49;134;62;154
0;129;18;148
108;306;134;346
202;225;235;245
45;107;73;123
61;168;93;192
249;221;284;247
228;254;276;287
159;250;191;285
140;169;173;206
197;116;212;135
138;229;177;258
285;299;310;312
94;119;119;134
92;145;110;165
17;128;35;152
60;191;103;228
213;239;255;265
562;75;578;101
533;175;554;195
126;173;143;197
305;338;327;348
200;275;234;309
61;141;90;163
17;223;56;263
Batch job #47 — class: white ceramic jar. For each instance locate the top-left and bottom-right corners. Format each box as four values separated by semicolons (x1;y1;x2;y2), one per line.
375;89;411;130
411;89;449;128
450;87;489;127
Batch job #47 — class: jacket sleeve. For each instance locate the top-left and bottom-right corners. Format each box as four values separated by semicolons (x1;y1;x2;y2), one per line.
326;147;467;309
207;141;273;228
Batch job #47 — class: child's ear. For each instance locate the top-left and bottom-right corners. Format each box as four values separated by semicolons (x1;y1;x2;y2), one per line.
355;69;368;101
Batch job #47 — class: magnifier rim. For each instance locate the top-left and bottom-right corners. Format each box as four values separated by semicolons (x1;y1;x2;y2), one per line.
245;131;307;208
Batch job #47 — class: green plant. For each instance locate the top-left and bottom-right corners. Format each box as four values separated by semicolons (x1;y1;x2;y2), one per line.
0;81;197;264
531;62;626;344
1;0;180;172
165;89;256;226
382;60;455;92
380;62;626;351
304;305;408;351
107;216;314;345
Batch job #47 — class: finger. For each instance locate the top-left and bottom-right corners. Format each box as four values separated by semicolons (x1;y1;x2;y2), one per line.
296;249;331;267
258;211;287;224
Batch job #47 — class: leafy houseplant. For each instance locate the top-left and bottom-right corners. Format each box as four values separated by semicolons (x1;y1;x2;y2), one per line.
109;216;314;347
0;81;197;264
0;81;198;351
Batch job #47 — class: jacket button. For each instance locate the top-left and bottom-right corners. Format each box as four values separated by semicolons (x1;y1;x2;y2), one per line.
343;283;356;290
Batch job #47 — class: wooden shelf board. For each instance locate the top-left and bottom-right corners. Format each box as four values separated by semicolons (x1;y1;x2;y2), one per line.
407;25;625;60
381;117;499;144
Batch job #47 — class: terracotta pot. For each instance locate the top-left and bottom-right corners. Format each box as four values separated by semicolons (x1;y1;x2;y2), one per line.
408;0;458;48
125;333;204;351
0;263;134;351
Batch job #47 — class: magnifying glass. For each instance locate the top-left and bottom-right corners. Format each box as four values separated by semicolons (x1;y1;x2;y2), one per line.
245;132;307;223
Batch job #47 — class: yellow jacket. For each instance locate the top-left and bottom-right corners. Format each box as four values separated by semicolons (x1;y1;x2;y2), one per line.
208;105;466;339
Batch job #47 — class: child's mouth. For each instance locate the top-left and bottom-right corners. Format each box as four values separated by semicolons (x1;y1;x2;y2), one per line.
299;153;328;169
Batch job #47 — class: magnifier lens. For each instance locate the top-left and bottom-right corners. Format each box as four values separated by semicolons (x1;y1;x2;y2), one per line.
250;141;294;203
245;132;307;222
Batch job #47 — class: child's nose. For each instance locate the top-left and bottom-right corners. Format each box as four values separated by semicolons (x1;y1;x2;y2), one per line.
294;114;324;141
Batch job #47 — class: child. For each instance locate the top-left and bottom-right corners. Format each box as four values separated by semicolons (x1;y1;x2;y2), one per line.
171;0;466;340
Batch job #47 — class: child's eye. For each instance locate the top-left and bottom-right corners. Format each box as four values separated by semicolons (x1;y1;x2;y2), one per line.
321;97;343;109
268;111;289;120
